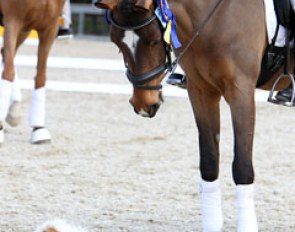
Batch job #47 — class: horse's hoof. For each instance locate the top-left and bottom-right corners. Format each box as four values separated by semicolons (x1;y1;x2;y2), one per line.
0;126;4;145
31;127;51;144
6;101;21;127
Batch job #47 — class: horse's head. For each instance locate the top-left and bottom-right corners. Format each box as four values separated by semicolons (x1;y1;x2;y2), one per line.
95;0;170;118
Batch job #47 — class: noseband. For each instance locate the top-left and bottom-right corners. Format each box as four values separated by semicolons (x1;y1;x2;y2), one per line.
108;11;172;90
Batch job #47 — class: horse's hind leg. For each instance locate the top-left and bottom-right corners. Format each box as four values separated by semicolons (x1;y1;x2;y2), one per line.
29;24;58;144
5;31;30;127
188;86;223;231
224;84;258;232
0;19;20;143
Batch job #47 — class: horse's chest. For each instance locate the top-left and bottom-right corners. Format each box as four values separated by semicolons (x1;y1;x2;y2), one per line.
23;1;63;30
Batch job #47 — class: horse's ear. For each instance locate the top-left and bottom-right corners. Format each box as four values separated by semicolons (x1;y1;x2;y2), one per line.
94;0;119;10
134;0;154;12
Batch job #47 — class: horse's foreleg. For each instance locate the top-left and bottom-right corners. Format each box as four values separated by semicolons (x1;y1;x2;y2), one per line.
0;20;20;142
0;76;10;144
6;66;22;127
34;25;57;89
188;85;223;232
225;84;258;232
12;30;30;104
29;24;57;144
5;31;31;127
1;20;18;82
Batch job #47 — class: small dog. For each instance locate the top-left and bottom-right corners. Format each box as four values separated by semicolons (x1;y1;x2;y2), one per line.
34;219;88;232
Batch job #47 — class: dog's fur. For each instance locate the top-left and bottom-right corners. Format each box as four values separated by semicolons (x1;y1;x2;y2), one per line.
34;219;88;232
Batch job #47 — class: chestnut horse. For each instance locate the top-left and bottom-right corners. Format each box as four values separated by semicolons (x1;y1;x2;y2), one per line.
0;0;65;144
94;0;292;231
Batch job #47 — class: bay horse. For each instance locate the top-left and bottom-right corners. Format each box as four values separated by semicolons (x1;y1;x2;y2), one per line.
0;0;65;144
94;0;292;231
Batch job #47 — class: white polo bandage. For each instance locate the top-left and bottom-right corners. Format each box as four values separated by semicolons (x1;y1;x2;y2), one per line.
200;179;223;232
236;184;258;232
29;87;46;127
0;79;13;121
11;70;22;102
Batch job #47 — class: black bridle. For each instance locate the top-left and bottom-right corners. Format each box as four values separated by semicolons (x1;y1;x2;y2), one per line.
108;10;172;90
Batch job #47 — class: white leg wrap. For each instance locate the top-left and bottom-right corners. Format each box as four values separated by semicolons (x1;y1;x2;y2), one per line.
11;70;22;102
29;87;46;128
200;179;223;232
0;79;13;121
236;184;258;232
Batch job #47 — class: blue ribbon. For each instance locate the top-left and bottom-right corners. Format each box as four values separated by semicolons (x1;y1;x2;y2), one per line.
158;0;182;49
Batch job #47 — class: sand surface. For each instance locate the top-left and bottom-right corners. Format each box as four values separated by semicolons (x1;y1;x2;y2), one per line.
0;38;294;232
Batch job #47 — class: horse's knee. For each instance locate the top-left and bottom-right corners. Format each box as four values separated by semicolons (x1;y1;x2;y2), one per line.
232;159;254;184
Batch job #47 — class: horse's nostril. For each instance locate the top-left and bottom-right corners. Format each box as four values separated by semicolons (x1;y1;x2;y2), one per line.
148;103;160;118
133;107;139;114
151;103;159;110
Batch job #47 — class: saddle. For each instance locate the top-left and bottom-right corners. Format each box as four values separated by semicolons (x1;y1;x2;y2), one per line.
257;0;294;87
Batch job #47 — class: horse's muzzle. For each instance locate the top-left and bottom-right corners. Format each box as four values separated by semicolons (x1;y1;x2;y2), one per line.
129;92;164;118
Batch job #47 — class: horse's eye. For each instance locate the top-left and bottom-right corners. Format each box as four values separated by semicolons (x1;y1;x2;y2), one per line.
149;40;161;46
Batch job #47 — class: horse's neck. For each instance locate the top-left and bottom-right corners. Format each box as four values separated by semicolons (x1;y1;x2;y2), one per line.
167;0;214;38
167;0;267;79
168;0;265;43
